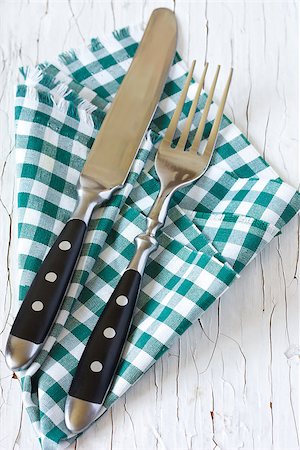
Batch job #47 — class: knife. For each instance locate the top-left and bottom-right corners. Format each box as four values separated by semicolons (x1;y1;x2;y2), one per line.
5;8;177;372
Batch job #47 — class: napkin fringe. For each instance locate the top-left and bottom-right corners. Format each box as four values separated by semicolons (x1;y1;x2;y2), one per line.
50;91;103;128
90;37;104;52
112;26;130;40
90;31;131;52
59;26;131;68
18;64;105;129
20;66;58;92
20;66;44;86
58;48;78;65
17;83;104;130
77;99;98;114
50;83;72;105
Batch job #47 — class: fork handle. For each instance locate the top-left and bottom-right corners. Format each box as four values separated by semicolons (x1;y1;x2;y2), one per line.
65;233;158;433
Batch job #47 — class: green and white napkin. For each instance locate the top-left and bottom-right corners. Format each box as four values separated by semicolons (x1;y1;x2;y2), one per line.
15;24;299;449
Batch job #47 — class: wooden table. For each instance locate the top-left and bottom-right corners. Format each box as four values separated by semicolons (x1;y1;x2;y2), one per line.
0;1;298;449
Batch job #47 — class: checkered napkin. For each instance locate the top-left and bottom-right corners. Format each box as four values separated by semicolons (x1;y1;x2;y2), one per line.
15;24;299;450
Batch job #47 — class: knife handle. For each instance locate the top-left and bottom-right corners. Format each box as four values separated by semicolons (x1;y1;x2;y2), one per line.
5;219;87;370
5;175;121;371
65;234;158;433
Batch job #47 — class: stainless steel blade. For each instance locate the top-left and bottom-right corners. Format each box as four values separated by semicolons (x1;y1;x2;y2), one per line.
81;8;177;189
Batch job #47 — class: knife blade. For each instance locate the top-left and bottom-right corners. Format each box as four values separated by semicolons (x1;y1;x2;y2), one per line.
5;7;177;371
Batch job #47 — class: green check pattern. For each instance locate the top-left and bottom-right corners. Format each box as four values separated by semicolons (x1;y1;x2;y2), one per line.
15;25;300;449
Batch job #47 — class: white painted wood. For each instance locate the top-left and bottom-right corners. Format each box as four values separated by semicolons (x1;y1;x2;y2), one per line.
0;1;298;449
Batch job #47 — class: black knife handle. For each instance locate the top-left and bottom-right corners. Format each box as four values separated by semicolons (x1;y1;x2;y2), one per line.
68;269;141;403
6;219;86;370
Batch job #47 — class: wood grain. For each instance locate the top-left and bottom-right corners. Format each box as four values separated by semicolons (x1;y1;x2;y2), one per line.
0;1;298;449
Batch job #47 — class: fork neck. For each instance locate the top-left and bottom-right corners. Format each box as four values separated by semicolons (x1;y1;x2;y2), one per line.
146;188;174;236
126;188;173;275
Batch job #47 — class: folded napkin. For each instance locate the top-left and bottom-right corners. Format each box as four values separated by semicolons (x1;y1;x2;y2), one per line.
15;24;299;449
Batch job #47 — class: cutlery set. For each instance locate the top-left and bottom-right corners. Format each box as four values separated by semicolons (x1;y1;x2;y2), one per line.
5;8;232;433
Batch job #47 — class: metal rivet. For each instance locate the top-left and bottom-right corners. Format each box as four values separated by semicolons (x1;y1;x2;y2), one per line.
116;295;128;306
45;272;57;282
59;240;71;251
31;301;44;312
103;327;116;339
90;361;103;373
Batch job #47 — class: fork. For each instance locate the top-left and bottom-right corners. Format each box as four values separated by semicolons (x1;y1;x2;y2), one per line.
65;61;233;433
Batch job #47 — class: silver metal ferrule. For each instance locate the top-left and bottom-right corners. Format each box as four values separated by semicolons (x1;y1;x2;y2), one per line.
127;233;158;274
72;174;122;225
127;189;174;275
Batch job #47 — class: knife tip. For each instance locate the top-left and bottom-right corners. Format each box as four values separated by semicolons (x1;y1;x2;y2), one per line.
152;7;176;20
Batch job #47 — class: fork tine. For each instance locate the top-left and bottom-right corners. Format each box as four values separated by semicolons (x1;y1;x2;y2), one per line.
176;62;209;150
163;60;196;144
190;65;220;152
201;68;233;162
